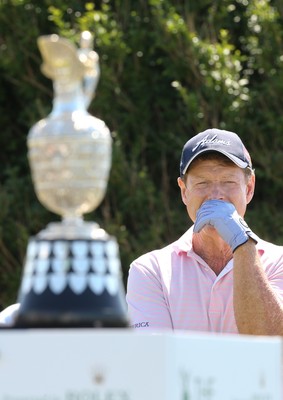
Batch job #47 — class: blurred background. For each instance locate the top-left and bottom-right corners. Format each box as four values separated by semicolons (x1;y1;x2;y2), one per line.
1;0;283;309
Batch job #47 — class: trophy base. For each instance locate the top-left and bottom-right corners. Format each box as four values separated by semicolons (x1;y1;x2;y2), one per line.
15;286;129;328
16;306;129;329
15;230;129;328
15;288;129;328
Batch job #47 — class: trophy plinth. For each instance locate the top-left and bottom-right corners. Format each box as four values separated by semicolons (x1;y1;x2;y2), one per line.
16;235;128;328
15;32;128;328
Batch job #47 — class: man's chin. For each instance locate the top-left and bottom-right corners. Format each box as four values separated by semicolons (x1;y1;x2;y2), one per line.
202;224;217;234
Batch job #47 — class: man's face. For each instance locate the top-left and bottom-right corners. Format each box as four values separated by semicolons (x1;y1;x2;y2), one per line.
177;156;255;223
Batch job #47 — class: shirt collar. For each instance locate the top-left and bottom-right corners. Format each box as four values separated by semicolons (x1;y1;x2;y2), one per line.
172;226;194;255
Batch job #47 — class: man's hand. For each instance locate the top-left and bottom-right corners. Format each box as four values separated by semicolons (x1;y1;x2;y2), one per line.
193;200;258;252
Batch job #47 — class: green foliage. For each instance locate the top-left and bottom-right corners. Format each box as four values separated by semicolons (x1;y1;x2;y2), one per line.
1;0;283;308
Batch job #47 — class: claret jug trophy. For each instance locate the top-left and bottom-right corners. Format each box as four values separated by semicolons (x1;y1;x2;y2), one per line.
15;32;128;328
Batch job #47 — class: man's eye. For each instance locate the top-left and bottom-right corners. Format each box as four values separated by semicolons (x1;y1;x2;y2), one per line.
197;181;208;186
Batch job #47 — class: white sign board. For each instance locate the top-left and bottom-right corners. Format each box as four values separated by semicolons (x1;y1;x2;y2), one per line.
0;329;281;400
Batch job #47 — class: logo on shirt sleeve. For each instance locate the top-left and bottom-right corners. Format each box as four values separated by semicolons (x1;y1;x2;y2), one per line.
131;321;149;328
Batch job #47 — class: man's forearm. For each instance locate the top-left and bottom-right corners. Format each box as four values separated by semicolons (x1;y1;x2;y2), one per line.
233;239;283;335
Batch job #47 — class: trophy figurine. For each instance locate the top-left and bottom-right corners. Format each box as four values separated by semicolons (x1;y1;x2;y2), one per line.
15;32;129;328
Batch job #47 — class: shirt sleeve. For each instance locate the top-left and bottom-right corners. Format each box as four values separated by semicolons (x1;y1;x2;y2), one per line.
0;303;20;326
257;241;283;303
265;256;283;303
126;258;173;331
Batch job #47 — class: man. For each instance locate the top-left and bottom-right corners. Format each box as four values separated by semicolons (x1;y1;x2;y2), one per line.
126;128;283;335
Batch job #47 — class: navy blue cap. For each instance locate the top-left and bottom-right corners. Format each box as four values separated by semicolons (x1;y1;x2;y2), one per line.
180;128;252;177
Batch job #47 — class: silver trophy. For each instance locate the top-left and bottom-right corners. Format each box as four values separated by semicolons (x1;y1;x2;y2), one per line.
15;32;128;327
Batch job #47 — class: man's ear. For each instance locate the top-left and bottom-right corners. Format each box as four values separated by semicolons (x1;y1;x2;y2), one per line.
177;177;188;206
246;173;255;204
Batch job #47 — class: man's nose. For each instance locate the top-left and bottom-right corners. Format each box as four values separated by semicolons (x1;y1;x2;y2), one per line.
208;183;225;200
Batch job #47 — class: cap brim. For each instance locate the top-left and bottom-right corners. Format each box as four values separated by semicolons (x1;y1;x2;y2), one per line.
181;148;250;176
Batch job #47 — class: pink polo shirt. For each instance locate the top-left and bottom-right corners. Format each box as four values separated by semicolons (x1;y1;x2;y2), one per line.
126;227;283;333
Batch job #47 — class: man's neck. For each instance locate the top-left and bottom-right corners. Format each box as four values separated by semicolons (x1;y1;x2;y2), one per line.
192;229;233;275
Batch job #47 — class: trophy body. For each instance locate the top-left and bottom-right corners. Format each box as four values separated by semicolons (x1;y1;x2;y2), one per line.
28;111;112;222
15;33;128;328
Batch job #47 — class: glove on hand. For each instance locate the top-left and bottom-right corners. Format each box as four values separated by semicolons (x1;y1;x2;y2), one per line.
193;199;258;252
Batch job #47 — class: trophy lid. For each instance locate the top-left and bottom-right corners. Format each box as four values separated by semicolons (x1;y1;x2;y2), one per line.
38;34;84;83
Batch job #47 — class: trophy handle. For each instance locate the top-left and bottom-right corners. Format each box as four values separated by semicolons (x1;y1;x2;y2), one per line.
78;31;101;109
